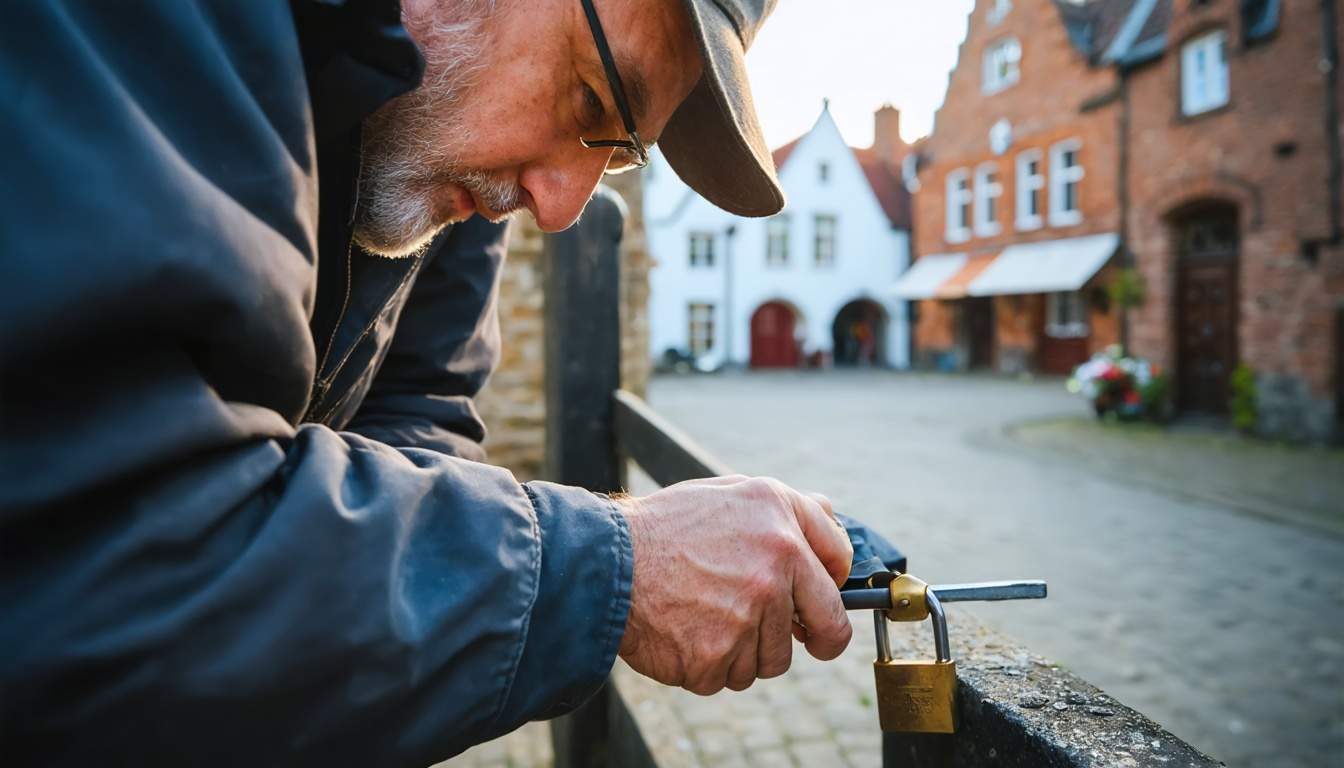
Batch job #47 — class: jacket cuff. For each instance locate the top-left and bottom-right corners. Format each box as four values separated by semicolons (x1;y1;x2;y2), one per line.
501;481;632;723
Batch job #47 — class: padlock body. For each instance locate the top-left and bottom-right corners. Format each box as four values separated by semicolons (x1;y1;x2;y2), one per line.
873;659;957;733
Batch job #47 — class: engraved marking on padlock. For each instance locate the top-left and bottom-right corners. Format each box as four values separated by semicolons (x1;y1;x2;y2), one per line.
872;590;958;734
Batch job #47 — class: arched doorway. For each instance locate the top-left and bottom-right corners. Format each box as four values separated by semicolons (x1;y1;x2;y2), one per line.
831;299;888;366
750;301;800;368
1174;203;1239;413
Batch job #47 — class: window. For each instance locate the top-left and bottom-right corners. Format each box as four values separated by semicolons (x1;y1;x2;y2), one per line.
982;37;1021;94
1048;140;1084;227
814;214;837;267
1181;30;1229;116
688;232;715;268
988;0;1012;25
818;162;830;183
1045;292;1089;338
973;163;1002;236
687;302;715;356
1015;149;1044;230
945;169;972;243
766;215;790;267
902;153;922;193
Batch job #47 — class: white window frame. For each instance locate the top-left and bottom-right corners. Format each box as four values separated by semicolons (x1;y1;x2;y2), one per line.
1181;29;1229;116
813;214;837;267
945;169;972;243
766;215;790;267
688;231;715;268
687;302;716;356
973;163;1003;237
988;0;1012;25
1045;292;1089;338
1015;149;1045;231
1048;139;1084;227
982;37;1021;95
818;161;830;183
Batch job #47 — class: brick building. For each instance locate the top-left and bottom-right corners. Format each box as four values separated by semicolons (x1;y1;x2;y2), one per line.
897;0;1127;376
1121;0;1343;440
902;0;1343;439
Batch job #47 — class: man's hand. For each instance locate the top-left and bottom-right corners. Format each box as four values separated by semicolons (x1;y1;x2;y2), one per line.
614;475;854;695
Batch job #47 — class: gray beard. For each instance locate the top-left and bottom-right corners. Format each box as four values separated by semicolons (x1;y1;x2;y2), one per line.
353;2;520;258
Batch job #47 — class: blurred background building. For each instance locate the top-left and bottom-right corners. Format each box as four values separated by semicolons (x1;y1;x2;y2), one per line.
643;105;914;370
897;0;1342;440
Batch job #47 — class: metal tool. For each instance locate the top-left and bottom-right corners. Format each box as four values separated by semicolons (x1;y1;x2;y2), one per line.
842;579;1047;611
849;573;1047;734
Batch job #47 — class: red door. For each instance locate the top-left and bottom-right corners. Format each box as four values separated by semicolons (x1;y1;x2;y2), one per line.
750;302;798;368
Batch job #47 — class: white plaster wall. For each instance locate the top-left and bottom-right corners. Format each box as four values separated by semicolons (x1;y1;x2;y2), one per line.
645;108;910;369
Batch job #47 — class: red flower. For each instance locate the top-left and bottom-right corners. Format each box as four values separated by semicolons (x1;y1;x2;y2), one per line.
1124;390;1140;405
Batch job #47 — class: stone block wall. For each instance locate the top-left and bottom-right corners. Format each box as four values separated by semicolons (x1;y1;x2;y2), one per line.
475;172;651;479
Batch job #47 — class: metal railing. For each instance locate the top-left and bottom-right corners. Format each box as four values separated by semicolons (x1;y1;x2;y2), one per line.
543;188;1221;768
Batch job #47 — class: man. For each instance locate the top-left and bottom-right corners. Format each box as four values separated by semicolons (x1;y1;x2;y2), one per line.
0;0;863;765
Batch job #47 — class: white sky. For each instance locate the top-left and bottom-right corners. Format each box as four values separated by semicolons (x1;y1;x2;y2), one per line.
745;0;975;150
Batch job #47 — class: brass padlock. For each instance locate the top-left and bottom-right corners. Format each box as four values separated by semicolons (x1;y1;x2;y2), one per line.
872;588;957;733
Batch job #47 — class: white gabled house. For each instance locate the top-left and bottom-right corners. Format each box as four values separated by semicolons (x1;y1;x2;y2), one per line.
644;104;914;370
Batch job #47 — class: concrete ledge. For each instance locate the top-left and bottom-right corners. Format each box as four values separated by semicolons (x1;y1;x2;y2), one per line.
607;608;1221;767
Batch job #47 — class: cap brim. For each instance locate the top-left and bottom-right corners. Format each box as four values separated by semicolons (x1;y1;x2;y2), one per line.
659;1;785;217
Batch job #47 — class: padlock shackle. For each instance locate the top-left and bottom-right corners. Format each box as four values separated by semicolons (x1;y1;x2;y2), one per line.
873;610;893;663
927;590;951;663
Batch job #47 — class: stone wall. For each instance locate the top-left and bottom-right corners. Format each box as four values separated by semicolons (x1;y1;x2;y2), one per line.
475;172;651;480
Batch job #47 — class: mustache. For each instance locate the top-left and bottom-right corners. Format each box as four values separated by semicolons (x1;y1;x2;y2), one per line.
449;168;523;217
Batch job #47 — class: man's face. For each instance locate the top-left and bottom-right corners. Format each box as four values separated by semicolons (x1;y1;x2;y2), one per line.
354;0;704;257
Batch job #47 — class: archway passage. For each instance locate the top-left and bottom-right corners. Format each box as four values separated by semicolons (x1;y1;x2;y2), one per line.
1174;203;1239;413
832;299;888;366
750;301;799;368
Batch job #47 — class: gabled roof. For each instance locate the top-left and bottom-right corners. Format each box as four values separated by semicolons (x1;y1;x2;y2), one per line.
770;136;911;230
770;138;801;171
1048;0;1183;68
852;148;912;230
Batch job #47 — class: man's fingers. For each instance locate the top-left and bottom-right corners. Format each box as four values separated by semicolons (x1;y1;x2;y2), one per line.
756;598;795;680
790;548;853;661
806;491;836;521
726;628;759;691
791;492;853;588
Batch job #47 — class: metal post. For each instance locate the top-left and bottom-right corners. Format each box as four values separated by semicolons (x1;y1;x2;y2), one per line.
545;186;627;768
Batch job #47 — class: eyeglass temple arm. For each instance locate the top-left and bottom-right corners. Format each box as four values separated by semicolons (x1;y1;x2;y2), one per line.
579;0;640;137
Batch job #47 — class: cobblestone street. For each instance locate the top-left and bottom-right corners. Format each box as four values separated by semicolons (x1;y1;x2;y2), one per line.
452;371;1344;768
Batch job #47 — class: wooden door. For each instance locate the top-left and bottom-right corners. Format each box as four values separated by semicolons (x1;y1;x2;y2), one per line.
1176;208;1238;413
964;298;995;369
750;302;798;368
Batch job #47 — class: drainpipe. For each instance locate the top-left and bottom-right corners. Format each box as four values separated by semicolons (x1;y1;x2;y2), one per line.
723;224;736;368
1118;72;1133;353
1304;0;1342;260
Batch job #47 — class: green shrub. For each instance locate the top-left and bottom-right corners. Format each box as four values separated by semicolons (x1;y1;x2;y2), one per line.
1229;364;1257;433
1140;371;1171;422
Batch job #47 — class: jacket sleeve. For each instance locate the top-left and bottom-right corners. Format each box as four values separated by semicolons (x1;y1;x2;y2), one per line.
0;2;631;766
344;215;509;462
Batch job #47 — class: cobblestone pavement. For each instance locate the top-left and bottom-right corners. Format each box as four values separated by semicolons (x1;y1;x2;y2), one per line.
449;371;1344;768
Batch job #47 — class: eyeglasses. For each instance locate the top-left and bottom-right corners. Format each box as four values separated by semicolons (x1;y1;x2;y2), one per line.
578;0;650;174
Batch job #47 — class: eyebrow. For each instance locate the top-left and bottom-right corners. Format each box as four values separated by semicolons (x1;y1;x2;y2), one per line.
614;51;651;133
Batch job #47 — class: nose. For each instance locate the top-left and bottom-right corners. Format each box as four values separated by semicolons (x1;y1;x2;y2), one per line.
519;147;614;233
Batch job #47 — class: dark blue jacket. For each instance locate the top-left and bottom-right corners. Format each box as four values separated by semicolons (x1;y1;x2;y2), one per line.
0;2;631;765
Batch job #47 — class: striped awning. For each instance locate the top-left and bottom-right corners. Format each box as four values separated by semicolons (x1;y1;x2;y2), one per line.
887;253;967;299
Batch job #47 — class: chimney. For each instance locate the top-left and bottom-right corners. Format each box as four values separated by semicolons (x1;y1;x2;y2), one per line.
872;104;904;167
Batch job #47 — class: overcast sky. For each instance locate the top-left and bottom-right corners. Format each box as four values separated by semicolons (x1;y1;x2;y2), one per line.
744;0;975;150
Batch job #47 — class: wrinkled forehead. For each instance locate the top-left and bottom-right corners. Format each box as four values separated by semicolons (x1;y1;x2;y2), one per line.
597;0;702;135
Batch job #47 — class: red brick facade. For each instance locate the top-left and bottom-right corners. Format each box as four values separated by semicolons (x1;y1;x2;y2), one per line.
1124;0;1344;440
910;0;1124;375
907;0;1344;439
